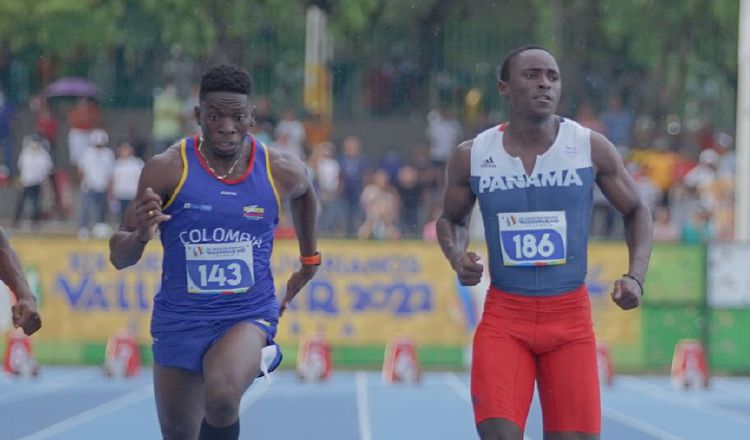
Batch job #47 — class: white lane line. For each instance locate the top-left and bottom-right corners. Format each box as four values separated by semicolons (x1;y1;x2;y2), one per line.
17;384;153;440
603;406;685;440
239;379;272;414
621;377;750;426
443;372;471;403
0;369;98;404
355;371;373;440
443;373;533;440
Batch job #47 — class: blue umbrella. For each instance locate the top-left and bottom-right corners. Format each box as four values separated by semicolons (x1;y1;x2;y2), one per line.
43;77;100;99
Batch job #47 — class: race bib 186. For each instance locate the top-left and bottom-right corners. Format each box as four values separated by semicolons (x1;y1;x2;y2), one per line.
185;242;255;294
497;211;567;266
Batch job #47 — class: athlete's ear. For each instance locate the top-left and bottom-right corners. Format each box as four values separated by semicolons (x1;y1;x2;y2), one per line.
497;80;509;97
194;105;201;127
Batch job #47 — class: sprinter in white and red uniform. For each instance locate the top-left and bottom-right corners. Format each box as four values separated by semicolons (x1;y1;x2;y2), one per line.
437;46;653;440
110;64;319;440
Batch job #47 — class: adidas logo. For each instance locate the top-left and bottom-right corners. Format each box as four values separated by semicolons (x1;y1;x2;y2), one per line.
480;156;496;168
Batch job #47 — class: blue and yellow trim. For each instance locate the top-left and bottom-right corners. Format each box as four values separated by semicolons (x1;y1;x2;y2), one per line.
162;138;189;209
261;142;282;214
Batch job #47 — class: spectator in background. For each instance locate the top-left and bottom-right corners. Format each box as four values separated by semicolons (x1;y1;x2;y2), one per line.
358;168;400;240
152;81;183;154
253;96;277;130
600;94;634;155
33;97;58;157
251;121;274;147
272;132;304;160
379;149;402;185
13;134;53;230
67;97;100;167
628;162;661;215
681;206;714;244
127;123;150;160
77;129;114;239
339;135;368;238
396;165;423;238
111;141;144;223
652;206;680;242
309;142;342;236
0;90;15;177
683;148;721;212
275;108;305;159
426;105;462;177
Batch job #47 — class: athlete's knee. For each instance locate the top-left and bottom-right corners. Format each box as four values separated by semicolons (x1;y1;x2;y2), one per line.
477;418;524;440
204;382;242;425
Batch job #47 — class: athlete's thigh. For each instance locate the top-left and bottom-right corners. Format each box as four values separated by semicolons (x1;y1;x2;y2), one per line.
536;335;600;437
202;321;267;397
472;321;536;434
153;364;205;440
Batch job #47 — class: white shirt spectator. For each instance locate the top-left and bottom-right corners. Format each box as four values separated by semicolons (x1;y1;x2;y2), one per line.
274;112;305;157
112;156;144;200
17;138;53;187
426;109;462;163
79;145;115;192
316;155;340;200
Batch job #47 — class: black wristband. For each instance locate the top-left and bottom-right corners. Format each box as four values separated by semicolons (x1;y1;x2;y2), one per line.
622;273;644;296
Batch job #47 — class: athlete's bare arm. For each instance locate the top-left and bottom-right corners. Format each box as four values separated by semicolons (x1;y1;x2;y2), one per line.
437;140;484;286
109;145;183;270
0;228;42;335
591;132;652;310
267;148;319;314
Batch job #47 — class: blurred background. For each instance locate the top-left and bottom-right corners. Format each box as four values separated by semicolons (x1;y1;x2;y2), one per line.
0;0;746;377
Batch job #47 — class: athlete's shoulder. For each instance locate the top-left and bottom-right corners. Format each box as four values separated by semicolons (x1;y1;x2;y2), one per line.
141;142;185;200
475;123;505;141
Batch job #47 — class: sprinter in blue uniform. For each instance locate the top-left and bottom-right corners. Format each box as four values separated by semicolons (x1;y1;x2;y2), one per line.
110;64;319;440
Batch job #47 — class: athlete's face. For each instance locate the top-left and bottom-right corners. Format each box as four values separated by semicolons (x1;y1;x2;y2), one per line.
499;49;561;120
196;92;252;157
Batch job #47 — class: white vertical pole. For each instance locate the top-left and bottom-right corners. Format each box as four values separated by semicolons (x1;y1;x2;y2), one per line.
736;0;750;240
304;5;332;118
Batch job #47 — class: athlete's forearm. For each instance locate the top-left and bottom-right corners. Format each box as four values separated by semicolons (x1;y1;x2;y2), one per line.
623;202;652;283
109;231;148;270
436;216;471;268
289;186;318;257
0;230;34;301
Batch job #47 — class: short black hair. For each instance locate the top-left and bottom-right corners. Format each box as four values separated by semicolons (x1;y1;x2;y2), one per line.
199;64;252;101
497;44;549;82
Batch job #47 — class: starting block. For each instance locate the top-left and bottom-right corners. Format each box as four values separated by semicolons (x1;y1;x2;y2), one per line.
3;329;39;377
103;329;141;378
671;338;710;389
596;341;614;386
382;336;421;384
297;334;332;381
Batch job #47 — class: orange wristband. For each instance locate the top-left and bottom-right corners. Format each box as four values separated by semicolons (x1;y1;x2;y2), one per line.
300;252;322;266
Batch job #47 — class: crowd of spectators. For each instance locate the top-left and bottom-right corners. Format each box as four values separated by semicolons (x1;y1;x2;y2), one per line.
0;86;738;245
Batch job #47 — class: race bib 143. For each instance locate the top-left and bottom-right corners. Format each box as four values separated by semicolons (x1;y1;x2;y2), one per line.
185;242;255;294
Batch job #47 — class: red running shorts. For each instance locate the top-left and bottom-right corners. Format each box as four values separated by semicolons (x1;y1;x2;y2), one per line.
471;284;600;434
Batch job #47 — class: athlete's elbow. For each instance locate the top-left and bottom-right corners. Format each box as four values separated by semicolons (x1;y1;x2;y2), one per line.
109;254;130;270
109;248;136;270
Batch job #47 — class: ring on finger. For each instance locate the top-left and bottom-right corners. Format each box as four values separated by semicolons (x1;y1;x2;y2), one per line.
148;210;154;217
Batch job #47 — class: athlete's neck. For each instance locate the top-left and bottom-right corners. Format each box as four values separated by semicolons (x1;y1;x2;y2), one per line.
198;137;248;179
504;115;560;152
